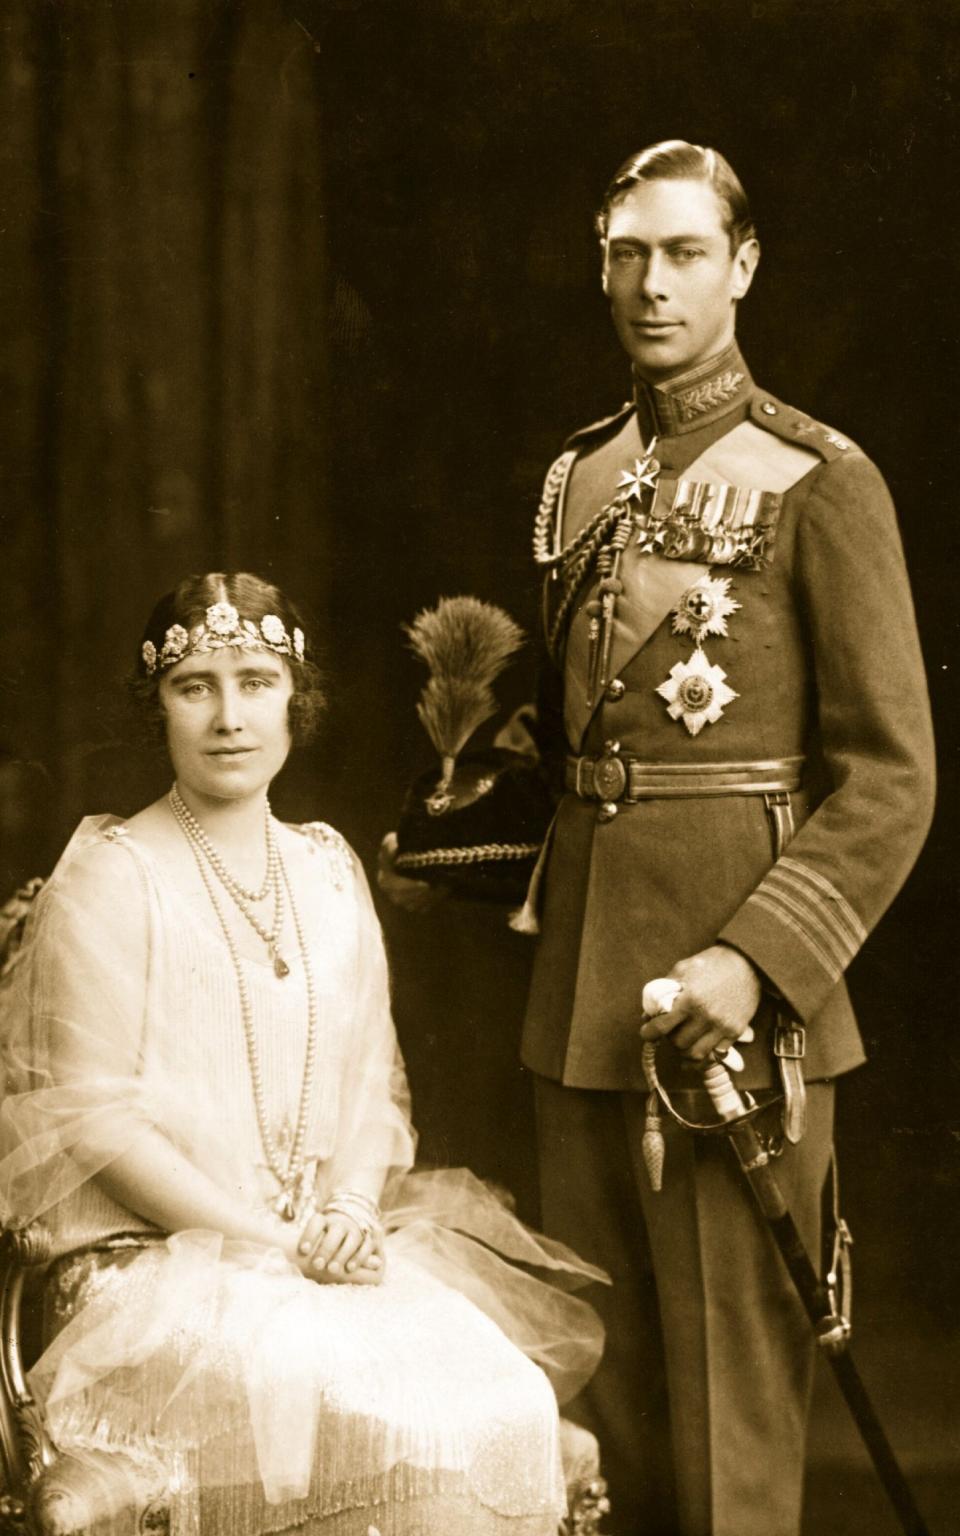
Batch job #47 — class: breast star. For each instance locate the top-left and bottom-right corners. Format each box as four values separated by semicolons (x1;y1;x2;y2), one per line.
656;647;738;736
671;575;741;643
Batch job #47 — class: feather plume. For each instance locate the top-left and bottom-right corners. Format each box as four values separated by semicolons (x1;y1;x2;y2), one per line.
404;597;525;761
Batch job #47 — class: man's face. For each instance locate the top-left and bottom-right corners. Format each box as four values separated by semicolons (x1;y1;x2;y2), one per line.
602;177;759;380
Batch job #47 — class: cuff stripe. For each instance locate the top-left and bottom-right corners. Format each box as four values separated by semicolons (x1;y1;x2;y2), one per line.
758;878;860;970
748;891;846;984
764;860;866;952
777;858;868;947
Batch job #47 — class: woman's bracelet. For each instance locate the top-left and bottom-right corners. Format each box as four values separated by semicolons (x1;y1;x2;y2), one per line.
328;1189;382;1221
322;1190;383;1237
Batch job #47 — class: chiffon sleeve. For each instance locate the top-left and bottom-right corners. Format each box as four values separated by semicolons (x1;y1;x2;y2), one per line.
320;853;416;1198
0;822;160;1225
0;820;248;1228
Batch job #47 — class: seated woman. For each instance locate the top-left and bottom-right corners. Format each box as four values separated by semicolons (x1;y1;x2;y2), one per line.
0;572;604;1536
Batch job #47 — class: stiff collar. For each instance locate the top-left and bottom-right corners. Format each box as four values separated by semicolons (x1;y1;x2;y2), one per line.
633;342;753;439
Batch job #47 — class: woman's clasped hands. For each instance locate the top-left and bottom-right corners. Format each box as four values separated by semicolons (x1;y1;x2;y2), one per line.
296;1192;386;1285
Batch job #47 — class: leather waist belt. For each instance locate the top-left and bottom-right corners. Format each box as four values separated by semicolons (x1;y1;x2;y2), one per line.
566;752;804;804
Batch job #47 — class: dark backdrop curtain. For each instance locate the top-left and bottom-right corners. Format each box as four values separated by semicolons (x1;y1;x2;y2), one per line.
1;0;329;876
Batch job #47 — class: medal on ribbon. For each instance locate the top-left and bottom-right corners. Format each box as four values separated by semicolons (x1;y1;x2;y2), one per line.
631;479;782;569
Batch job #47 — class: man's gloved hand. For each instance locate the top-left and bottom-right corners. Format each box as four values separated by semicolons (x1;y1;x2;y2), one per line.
376;832;450;914
639;943;761;1063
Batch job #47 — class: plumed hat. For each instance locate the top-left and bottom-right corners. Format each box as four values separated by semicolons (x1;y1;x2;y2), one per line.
394;598;554;903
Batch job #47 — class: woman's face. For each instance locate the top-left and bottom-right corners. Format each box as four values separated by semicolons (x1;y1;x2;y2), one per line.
158;646;294;802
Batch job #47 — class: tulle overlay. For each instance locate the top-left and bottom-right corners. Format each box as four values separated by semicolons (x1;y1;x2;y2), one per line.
0;817;605;1533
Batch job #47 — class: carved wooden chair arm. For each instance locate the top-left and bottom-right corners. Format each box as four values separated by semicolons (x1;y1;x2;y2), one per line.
0;1227;611;1536
0;1225;58;1530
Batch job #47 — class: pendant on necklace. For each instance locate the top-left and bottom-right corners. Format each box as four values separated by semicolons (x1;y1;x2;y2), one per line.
273;1189;297;1221
273;950;290;979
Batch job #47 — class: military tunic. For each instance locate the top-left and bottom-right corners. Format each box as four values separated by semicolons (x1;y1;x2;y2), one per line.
521;343;935;1536
523;342;934;1092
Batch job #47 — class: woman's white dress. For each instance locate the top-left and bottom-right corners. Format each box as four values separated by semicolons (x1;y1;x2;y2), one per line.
0;816;603;1535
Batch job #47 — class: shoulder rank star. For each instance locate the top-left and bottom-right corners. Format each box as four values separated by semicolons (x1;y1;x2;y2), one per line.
656;648;738;736
671;575;740;645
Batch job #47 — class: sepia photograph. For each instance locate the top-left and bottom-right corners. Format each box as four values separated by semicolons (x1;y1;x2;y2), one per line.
0;2;956;1533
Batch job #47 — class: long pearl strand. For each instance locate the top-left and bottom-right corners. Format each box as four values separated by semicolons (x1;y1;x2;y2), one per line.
169;787;290;978
174;806;319;1222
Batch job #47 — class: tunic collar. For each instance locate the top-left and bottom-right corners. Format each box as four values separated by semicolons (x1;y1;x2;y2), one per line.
633;341;753;440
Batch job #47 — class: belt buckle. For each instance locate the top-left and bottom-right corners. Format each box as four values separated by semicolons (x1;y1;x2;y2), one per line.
594;740;628;803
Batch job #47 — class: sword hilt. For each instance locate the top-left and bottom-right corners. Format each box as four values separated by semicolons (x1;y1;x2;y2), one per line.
701;1058;746;1122
639;1037;773;1195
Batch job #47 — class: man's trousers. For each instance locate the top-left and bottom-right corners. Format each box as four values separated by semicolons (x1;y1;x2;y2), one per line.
535;1076;835;1536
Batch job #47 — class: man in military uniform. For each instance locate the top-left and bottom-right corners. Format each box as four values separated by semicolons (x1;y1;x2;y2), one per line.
522;141;935;1535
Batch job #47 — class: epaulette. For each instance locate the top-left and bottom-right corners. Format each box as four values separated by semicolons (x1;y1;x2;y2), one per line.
563;400;635;452
749;392;862;463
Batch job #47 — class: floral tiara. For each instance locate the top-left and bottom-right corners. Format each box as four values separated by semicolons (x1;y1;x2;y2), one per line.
141;602;306;676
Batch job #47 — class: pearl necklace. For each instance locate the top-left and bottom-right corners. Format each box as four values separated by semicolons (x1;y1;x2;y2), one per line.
169;785;276;902
175;809;319;1222
169;787;290;978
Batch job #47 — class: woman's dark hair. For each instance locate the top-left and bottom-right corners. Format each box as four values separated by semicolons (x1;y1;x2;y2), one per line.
129;571;326;749
595;140;757;252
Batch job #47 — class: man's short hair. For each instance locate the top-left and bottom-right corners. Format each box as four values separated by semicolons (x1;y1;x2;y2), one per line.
596;140;757;253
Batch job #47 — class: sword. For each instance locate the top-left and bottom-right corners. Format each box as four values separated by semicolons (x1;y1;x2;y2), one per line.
640;1031;932;1536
